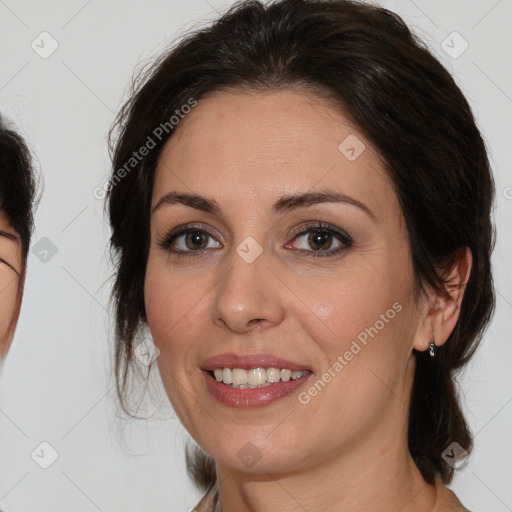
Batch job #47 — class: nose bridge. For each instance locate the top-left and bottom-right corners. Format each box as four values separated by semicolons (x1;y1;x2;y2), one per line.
211;235;284;333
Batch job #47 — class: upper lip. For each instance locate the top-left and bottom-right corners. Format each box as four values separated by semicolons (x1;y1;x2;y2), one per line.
202;353;312;372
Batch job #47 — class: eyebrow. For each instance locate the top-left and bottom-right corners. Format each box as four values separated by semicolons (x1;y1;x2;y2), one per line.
152;190;376;220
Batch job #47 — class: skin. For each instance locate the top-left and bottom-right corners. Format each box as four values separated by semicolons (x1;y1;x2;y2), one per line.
0;211;23;360
144;88;472;512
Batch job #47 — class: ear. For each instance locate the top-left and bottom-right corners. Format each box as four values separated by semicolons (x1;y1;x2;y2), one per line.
412;247;472;352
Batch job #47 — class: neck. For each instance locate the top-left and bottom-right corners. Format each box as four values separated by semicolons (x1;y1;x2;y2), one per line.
216;362;438;512
217;444;436;512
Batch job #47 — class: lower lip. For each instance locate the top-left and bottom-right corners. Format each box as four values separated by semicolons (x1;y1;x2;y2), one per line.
203;370;312;408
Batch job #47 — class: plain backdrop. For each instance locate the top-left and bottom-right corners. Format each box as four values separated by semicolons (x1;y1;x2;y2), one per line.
0;0;511;510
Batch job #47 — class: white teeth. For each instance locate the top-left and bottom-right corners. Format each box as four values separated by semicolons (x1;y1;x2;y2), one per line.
232;368;248;387
211;366;308;388
222;368;233;384
280;369;292;382
247;367;266;386
267;367;281;382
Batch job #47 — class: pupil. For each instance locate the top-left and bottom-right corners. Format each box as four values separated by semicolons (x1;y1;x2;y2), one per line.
188;232;207;249
309;231;331;250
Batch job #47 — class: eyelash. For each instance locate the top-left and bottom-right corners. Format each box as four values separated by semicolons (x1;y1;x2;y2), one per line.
158;221;353;259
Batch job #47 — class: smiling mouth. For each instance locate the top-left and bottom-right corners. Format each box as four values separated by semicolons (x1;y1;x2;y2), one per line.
209;367;311;389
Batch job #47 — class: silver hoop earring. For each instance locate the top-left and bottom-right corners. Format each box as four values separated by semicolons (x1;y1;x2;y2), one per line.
428;340;437;357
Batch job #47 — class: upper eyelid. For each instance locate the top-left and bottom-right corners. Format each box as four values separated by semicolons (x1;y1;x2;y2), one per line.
0;230;20;241
0;257;21;275
162;223;223;242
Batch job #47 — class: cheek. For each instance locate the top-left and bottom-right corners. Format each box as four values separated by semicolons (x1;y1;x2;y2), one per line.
144;259;221;435
292;290;415;450
294;261;406;345
0;274;20;352
144;259;210;375
292;251;416;395
145;267;187;360
144;268;171;341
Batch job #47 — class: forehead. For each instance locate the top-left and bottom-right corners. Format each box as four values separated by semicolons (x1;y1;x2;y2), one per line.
152;88;397;219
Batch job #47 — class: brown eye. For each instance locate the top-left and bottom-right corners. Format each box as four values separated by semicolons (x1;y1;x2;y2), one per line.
158;225;221;256
306;230;335;251
184;231;209;250
286;222;353;258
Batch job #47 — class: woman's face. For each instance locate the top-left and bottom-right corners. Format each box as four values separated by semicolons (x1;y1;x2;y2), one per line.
0;211;22;359
145;89;431;474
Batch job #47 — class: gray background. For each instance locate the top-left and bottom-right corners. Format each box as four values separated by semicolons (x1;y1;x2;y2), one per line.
0;0;511;510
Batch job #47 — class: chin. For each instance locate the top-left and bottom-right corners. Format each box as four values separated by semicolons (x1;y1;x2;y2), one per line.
198;427;311;476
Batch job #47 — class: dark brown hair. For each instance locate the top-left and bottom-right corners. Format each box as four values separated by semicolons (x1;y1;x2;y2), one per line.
0;114;38;349
0;115;37;262
106;0;496;490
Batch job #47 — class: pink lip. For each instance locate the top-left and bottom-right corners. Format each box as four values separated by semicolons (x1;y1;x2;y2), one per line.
202;370;312;408
201;353;311;372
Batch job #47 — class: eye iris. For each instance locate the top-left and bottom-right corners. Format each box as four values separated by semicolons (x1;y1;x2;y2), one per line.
308;230;332;250
186;231;208;249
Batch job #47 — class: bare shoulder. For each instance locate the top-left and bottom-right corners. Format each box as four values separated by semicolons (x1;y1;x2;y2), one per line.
434;480;472;512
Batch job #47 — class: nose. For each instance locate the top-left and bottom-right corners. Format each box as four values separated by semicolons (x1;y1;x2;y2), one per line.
211;243;286;334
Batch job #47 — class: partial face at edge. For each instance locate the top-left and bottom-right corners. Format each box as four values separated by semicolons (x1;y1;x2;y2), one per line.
0;210;22;359
144;88;428;475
